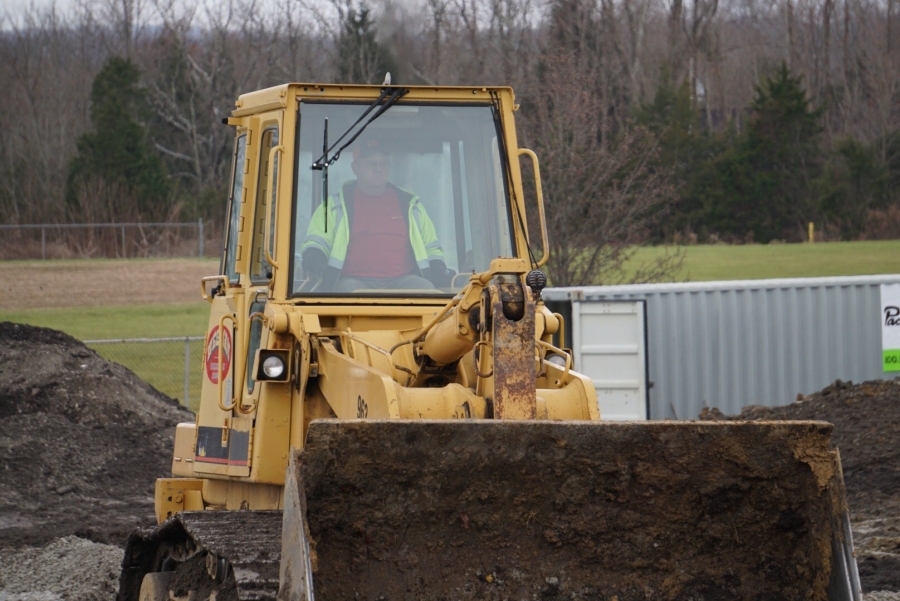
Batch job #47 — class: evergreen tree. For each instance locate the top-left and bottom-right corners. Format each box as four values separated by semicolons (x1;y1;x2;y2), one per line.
67;56;169;220
687;63;822;242
740;63;822;240
547;0;600;60
337;5;397;84
635;64;711;238
816;137;888;237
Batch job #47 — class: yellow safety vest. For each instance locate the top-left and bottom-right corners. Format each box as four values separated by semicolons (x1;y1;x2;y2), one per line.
300;181;444;277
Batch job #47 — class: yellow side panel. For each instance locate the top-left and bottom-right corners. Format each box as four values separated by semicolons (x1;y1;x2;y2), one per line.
171;423;197;477
249;381;292;485
155;478;204;524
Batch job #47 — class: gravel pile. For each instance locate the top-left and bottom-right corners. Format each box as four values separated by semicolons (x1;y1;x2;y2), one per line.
0;536;122;600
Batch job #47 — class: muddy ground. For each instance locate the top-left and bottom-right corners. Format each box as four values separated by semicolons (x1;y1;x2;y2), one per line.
1;321;899;599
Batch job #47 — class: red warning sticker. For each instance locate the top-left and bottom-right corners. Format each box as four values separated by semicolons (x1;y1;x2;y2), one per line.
205;325;232;383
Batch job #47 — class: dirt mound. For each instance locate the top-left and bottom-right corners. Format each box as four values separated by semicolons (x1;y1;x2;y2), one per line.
0;322;194;549
700;379;900;593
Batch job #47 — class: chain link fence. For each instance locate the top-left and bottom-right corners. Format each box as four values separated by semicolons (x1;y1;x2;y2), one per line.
86;337;205;412
0;220;216;260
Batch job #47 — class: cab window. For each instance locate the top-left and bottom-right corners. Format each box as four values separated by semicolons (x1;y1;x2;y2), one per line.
250;128;279;283
223;134;248;282
291;103;514;296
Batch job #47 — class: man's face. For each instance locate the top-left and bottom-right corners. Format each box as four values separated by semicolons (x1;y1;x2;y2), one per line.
352;152;390;192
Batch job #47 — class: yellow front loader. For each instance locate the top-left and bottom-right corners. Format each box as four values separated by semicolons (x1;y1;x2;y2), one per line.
118;83;861;601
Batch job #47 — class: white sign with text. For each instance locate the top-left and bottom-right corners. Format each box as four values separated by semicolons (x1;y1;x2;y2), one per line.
881;284;900;372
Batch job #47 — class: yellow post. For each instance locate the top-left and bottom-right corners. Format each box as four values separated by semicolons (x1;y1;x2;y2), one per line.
808;222;815;243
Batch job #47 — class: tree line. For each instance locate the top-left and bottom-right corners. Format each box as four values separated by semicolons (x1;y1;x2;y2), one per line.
1;0;898;283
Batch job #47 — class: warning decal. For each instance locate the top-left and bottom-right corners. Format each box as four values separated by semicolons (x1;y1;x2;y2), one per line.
205;325;233;383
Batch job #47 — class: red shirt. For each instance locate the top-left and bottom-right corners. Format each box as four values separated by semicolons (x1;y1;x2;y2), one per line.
341;187;417;278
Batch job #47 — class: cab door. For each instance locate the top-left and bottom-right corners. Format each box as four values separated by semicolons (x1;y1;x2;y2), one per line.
195;125;257;478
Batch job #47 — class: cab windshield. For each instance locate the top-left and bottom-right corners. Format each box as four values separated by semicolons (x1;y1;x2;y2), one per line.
291;102;515;296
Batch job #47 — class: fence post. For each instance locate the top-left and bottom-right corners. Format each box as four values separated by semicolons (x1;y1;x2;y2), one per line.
184;337;191;406
121;226;126;258
41;227;46;260
198;218;204;257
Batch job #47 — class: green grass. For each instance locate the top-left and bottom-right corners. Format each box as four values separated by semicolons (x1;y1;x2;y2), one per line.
624;240;900;283
89;339;206;412
2;303;209;340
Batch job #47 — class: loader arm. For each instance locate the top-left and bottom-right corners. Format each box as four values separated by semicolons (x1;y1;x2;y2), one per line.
296;256;597;428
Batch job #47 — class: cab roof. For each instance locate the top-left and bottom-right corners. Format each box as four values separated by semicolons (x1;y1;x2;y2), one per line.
232;83;516;117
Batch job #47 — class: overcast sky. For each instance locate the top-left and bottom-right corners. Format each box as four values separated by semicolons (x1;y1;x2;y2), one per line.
4;0;76;26
4;0;251;31
2;0;324;28
10;0;74;16
2;0;415;27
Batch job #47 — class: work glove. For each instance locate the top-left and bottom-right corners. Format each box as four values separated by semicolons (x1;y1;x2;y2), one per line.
302;248;327;281
426;260;455;289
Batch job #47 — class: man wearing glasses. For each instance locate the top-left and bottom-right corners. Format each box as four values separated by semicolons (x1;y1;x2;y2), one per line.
301;139;451;292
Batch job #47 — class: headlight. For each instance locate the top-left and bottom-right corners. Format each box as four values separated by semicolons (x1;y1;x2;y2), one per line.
546;354;567;368
262;355;285;378
255;349;291;382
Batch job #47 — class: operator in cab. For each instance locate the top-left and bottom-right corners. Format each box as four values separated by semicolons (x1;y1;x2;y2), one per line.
300;138;452;292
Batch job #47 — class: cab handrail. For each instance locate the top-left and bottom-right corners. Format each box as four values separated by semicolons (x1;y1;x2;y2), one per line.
517;148;549;268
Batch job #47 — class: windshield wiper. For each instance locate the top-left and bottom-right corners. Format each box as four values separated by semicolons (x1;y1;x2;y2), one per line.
311;88;388;169
312;87;408;169
311;87;409;231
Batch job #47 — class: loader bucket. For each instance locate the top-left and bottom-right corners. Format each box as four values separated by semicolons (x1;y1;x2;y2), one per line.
279;419;861;601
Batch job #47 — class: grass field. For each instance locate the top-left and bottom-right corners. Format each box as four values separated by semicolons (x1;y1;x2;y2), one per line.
4;241;898;335
625;240;900;283
88;337;206;412
2;241;897;408
0;257;218;311
2;303;210;340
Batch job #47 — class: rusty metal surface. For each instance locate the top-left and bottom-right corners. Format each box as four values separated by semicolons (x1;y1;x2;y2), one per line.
490;283;536;419
118;510;283;601
297;419;848;600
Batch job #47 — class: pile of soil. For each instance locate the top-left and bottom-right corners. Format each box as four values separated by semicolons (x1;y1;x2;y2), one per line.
0;322;194;549
700;379;900;593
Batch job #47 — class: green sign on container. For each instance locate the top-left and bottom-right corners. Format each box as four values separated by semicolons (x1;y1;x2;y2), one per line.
882;284;900;373
884;349;900;373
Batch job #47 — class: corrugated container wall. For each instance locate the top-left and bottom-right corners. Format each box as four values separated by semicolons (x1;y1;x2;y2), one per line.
545;275;900;420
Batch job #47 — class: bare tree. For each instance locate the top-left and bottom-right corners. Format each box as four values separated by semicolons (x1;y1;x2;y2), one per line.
0;4;100;224
78;0;150;58
519;52;682;286
2;0;898;237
